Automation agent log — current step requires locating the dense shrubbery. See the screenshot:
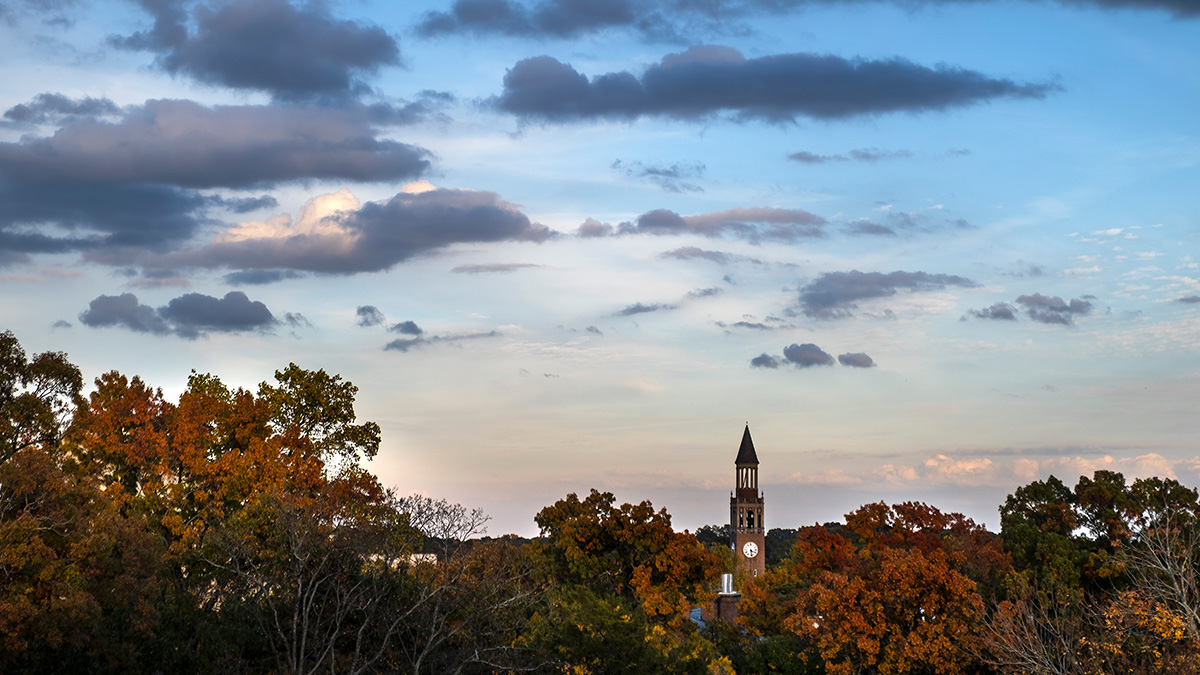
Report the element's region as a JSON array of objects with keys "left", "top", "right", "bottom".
[{"left": 3, "top": 329, "right": 1199, "bottom": 674}]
